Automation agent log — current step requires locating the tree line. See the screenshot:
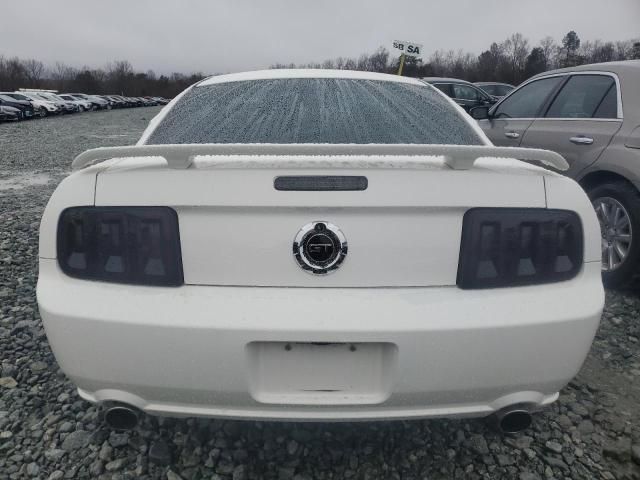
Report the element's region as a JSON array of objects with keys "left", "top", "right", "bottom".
[
  {"left": 1, "top": 31, "right": 639, "bottom": 96},
  {"left": 273, "top": 31, "right": 640, "bottom": 85},
  {"left": 0, "top": 58, "right": 204, "bottom": 98}
]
